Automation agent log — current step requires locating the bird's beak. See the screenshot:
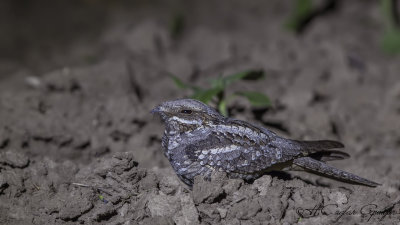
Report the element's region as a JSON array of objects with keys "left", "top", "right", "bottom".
[
  {"left": 151, "top": 105, "right": 166, "bottom": 114},
  {"left": 151, "top": 106, "right": 161, "bottom": 114},
  {"left": 151, "top": 105, "right": 169, "bottom": 121}
]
